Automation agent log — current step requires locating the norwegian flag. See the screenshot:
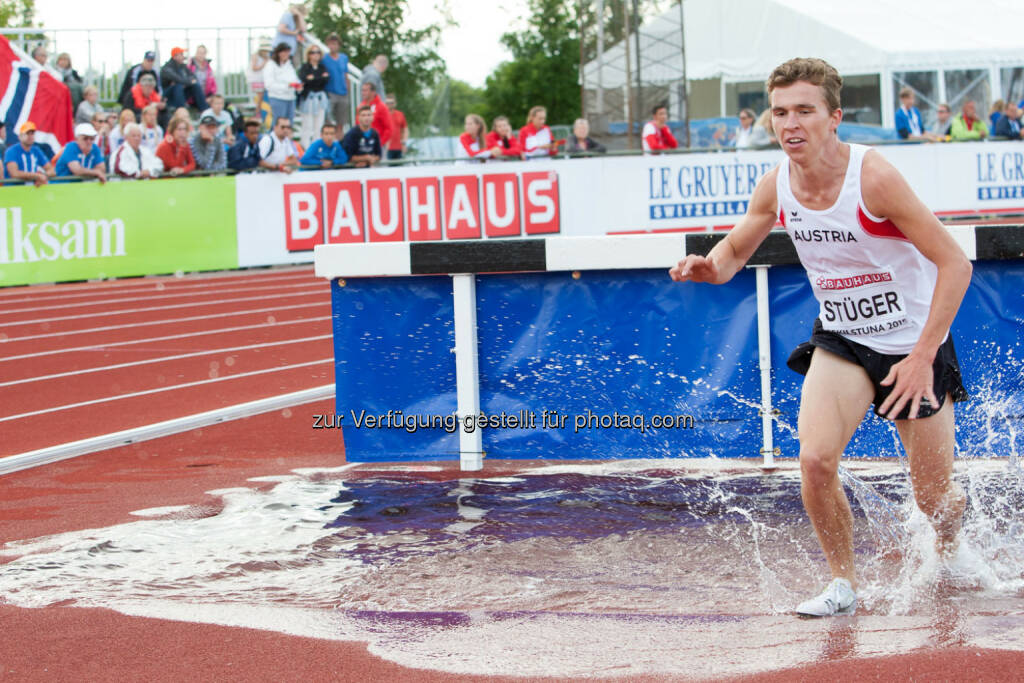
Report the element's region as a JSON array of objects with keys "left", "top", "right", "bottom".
[{"left": 0, "top": 34, "right": 74, "bottom": 157}]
